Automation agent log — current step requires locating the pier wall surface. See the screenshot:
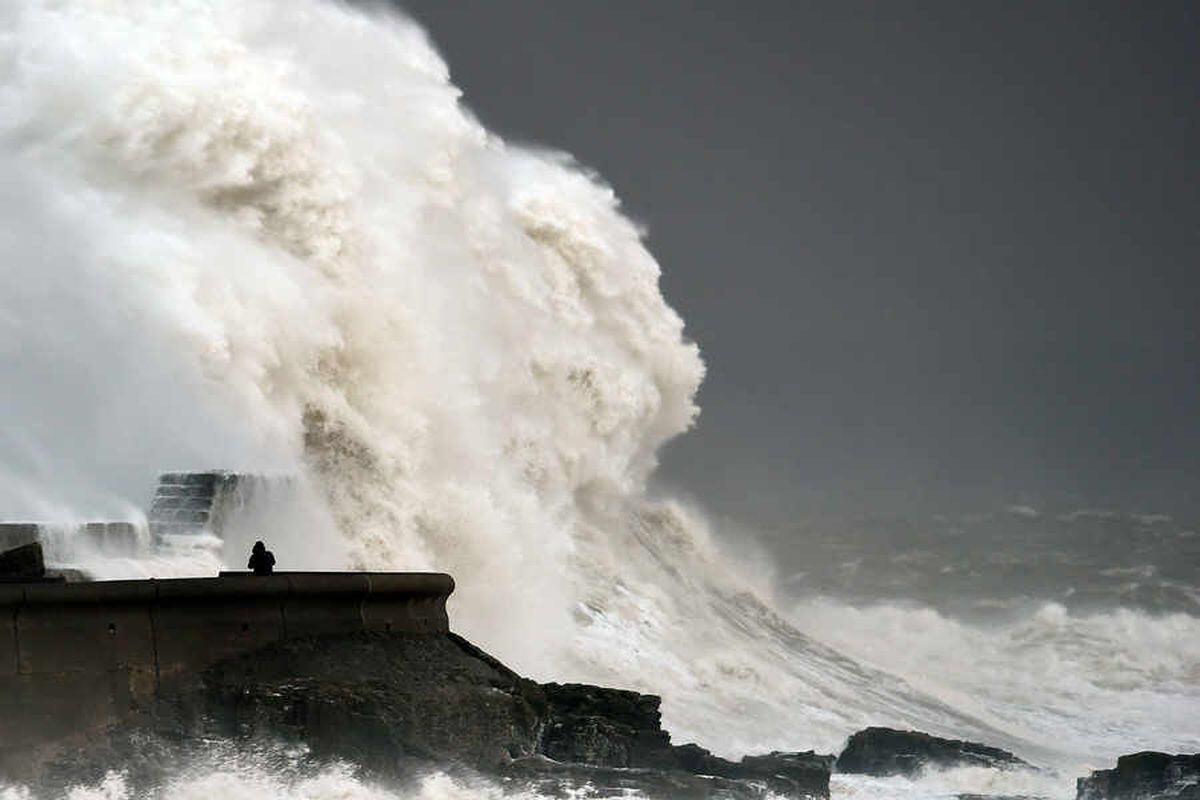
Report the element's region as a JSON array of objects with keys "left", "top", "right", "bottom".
[{"left": 0, "top": 572, "right": 453, "bottom": 773}]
